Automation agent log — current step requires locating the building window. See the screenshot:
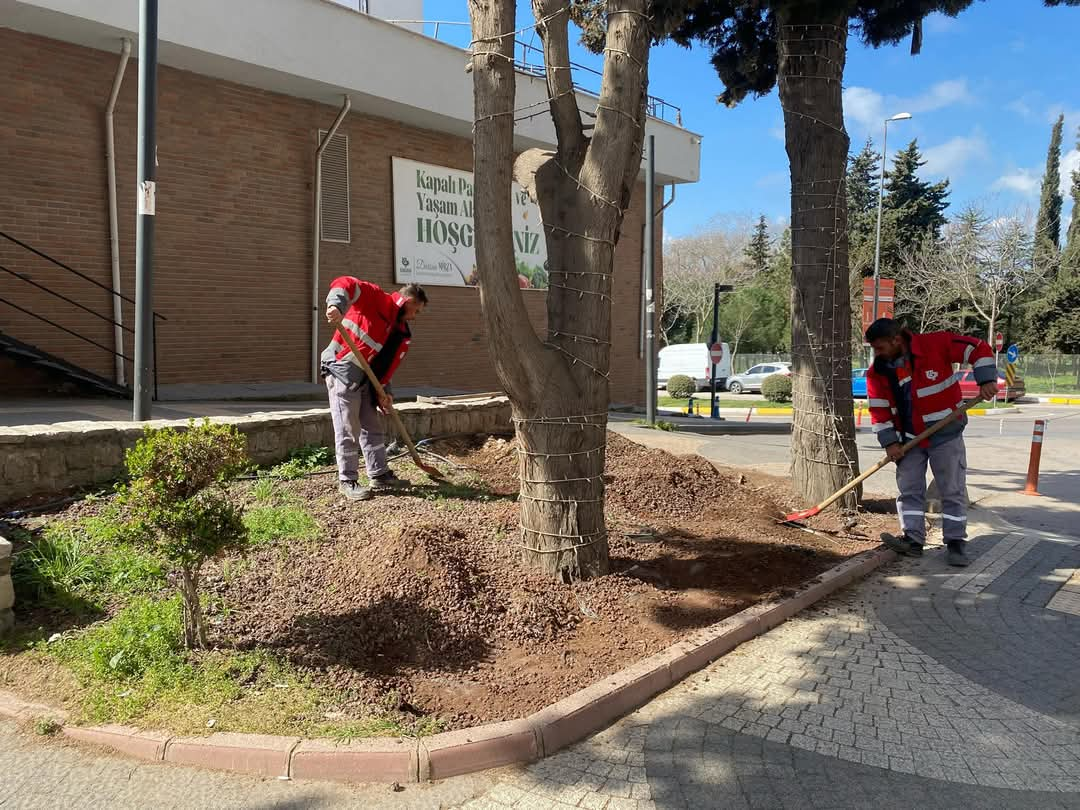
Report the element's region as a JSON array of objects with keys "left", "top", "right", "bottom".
[{"left": 318, "top": 130, "right": 350, "bottom": 243}]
